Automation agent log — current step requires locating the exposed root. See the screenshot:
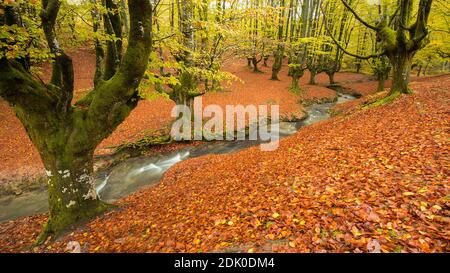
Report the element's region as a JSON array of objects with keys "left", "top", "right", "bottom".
[
  {"left": 34, "top": 201, "right": 115, "bottom": 246},
  {"left": 363, "top": 89, "right": 411, "bottom": 109}
]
